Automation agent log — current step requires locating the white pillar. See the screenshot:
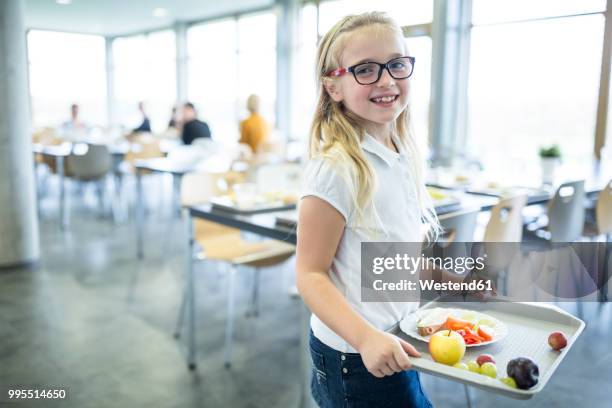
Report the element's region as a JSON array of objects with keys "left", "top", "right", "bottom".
[{"left": 0, "top": 0, "right": 40, "bottom": 267}]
